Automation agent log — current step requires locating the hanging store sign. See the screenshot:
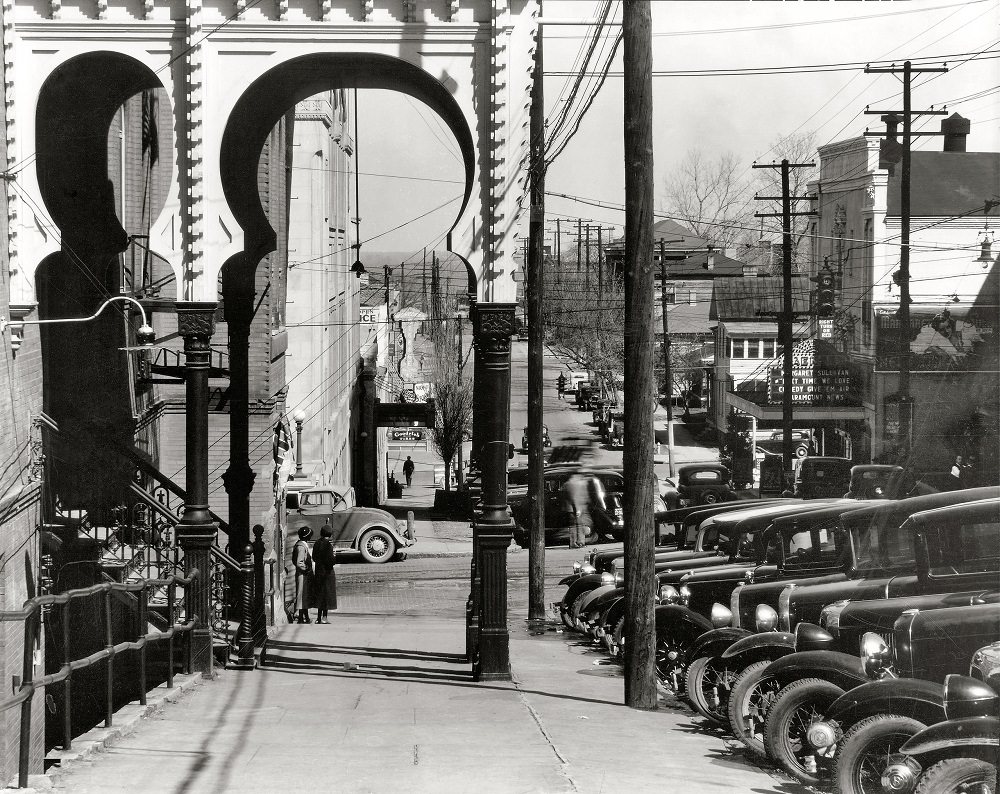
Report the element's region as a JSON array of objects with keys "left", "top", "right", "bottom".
[{"left": 388, "top": 428, "right": 426, "bottom": 443}]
